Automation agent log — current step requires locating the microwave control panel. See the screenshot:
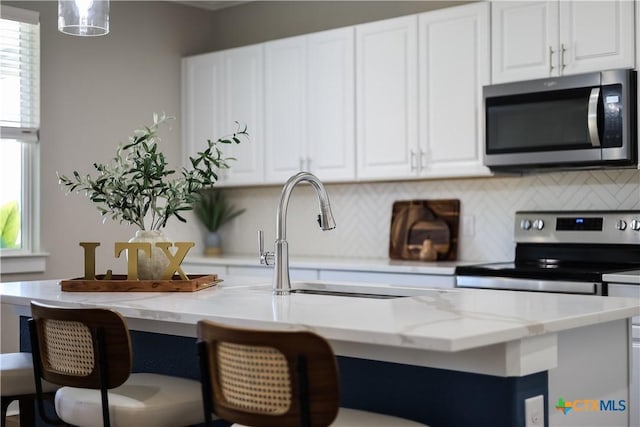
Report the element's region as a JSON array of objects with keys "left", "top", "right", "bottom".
[{"left": 602, "top": 84, "right": 623, "bottom": 147}]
